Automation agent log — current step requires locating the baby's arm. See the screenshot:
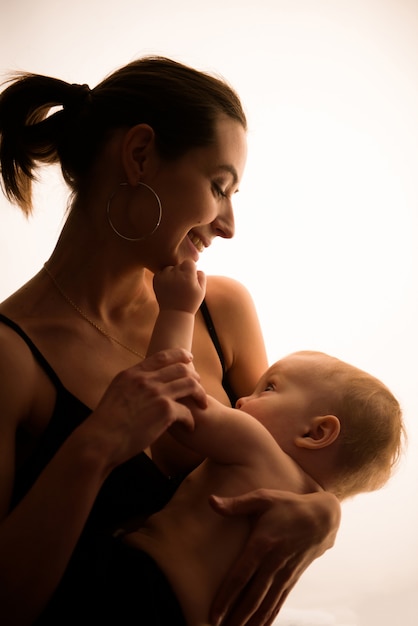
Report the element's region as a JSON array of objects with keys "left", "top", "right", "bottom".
[
  {"left": 149, "top": 262, "right": 273, "bottom": 464},
  {"left": 147, "top": 260, "right": 206, "bottom": 356},
  {"left": 169, "top": 395, "right": 280, "bottom": 467}
]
